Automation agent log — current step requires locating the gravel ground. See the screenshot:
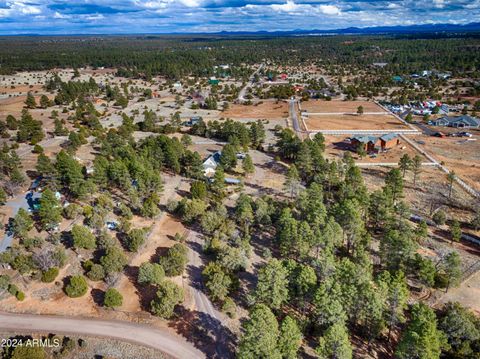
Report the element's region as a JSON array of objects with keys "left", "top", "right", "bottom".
[{"left": 0, "top": 331, "right": 170, "bottom": 359}]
